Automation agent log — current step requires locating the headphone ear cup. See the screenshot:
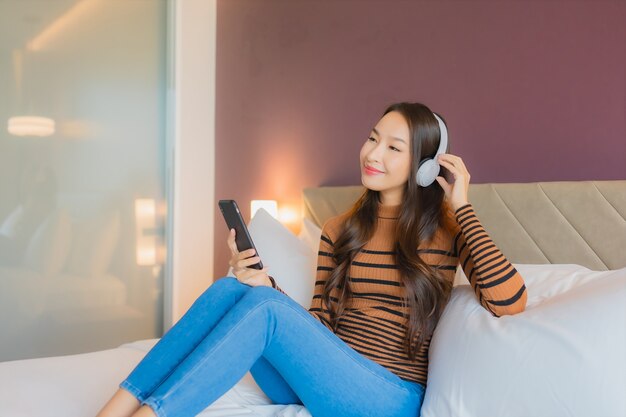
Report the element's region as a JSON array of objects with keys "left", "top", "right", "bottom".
[{"left": 416, "top": 158, "right": 440, "bottom": 187}]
